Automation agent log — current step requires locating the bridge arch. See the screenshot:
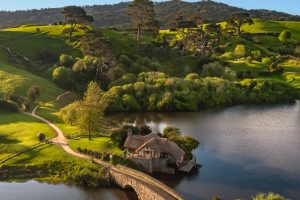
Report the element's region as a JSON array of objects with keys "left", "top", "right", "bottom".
[{"left": 108, "top": 165, "right": 185, "bottom": 200}]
